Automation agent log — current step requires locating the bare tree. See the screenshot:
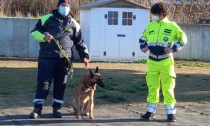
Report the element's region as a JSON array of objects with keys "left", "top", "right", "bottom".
[
  {"left": 147, "top": 0, "right": 210, "bottom": 23},
  {"left": 0, "top": 0, "right": 209, "bottom": 23}
]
